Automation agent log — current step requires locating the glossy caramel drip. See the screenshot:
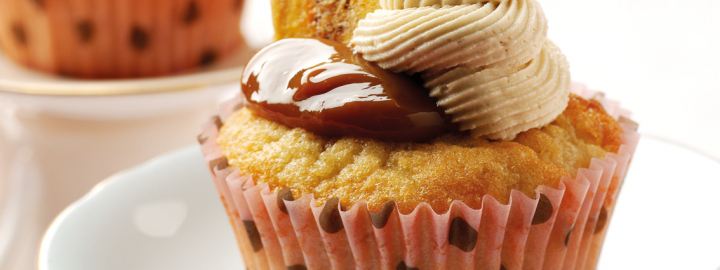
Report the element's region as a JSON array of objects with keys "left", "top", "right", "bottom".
[{"left": 241, "top": 38, "right": 453, "bottom": 141}]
